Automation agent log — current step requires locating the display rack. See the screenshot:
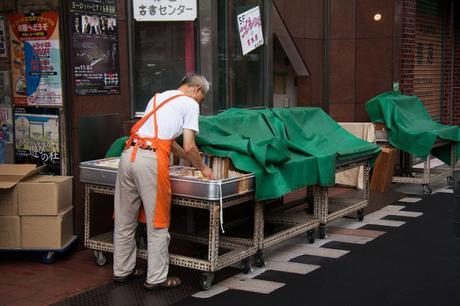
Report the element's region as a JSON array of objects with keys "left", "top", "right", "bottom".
[
  {"left": 313, "top": 156, "right": 371, "bottom": 238},
  {"left": 376, "top": 132, "right": 455, "bottom": 195}
]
